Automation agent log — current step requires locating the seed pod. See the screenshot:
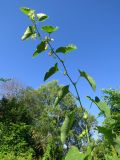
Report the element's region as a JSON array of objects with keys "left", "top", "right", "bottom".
[{"left": 83, "top": 111, "right": 88, "bottom": 120}]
